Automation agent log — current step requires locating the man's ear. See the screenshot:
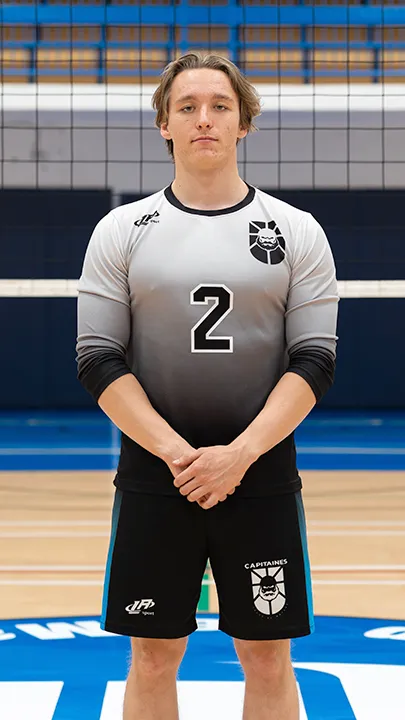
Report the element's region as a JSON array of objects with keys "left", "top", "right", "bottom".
[
  {"left": 160, "top": 122, "right": 171, "bottom": 141},
  {"left": 238, "top": 126, "right": 248, "bottom": 140}
]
